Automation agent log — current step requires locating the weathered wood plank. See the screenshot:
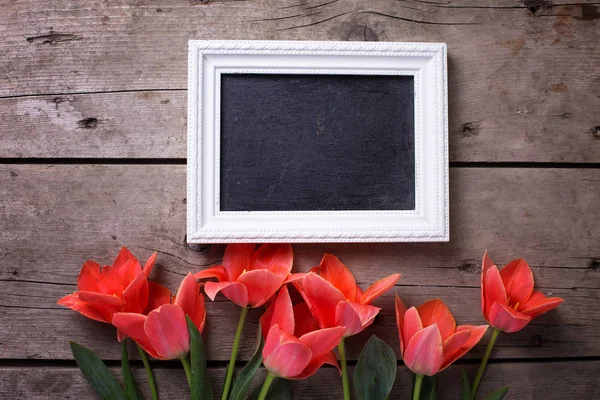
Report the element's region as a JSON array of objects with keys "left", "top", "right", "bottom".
[
  {"left": 0, "top": 91, "right": 185, "bottom": 159},
  {"left": 2, "top": 88, "right": 599, "bottom": 162},
  {"left": 1, "top": 361, "right": 598, "bottom": 399},
  {"left": 0, "top": 165, "right": 598, "bottom": 360},
  {"left": 1, "top": 0, "right": 599, "bottom": 162}
]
